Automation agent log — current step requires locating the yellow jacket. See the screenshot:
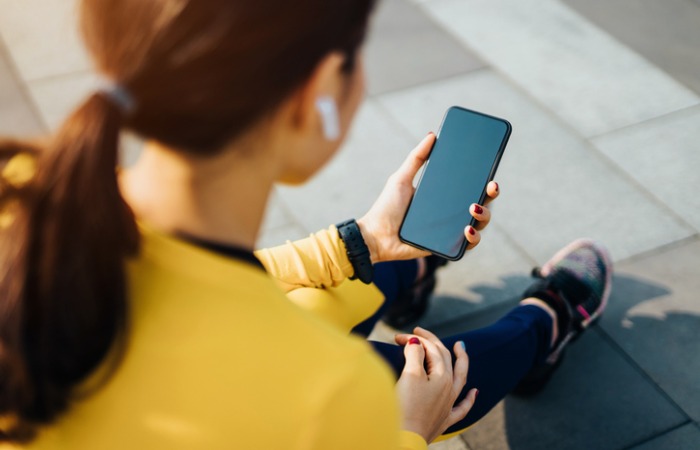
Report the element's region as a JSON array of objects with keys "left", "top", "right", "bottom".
[{"left": 1, "top": 154, "right": 427, "bottom": 450}]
